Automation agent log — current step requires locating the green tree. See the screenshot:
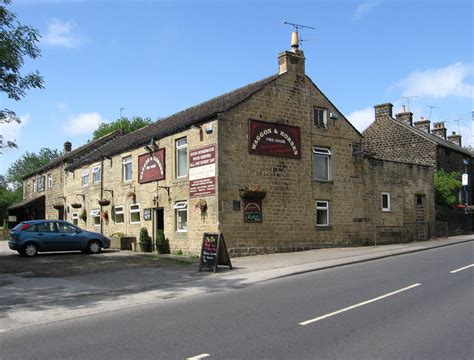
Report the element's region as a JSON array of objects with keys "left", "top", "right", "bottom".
[
  {"left": 0, "top": 0, "right": 44, "bottom": 151},
  {"left": 92, "top": 117, "right": 152, "bottom": 140},
  {"left": 0, "top": 174, "right": 20, "bottom": 226},
  {"left": 434, "top": 170, "right": 462, "bottom": 207},
  {"left": 5, "top": 147, "right": 61, "bottom": 191}
]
